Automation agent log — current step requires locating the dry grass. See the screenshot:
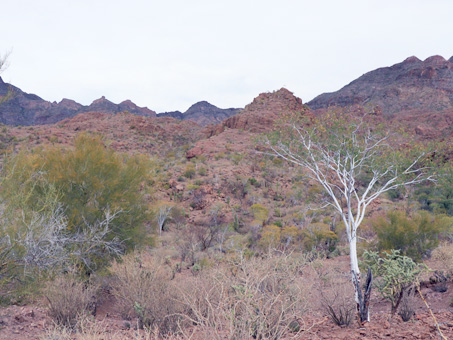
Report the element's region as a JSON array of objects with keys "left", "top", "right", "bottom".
[
  {"left": 177, "top": 252, "right": 309, "bottom": 340},
  {"left": 311, "top": 258, "right": 355, "bottom": 326},
  {"left": 431, "top": 242, "right": 453, "bottom": 276},
  {"left": 44, "top": 275, "right": 97, "bottom": 328},
  {"left": 109, "top": 251, "right": 184, "bottom": 336},
  {"left": 42, "top": 316, "right": 183, "bottom": 340}
]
